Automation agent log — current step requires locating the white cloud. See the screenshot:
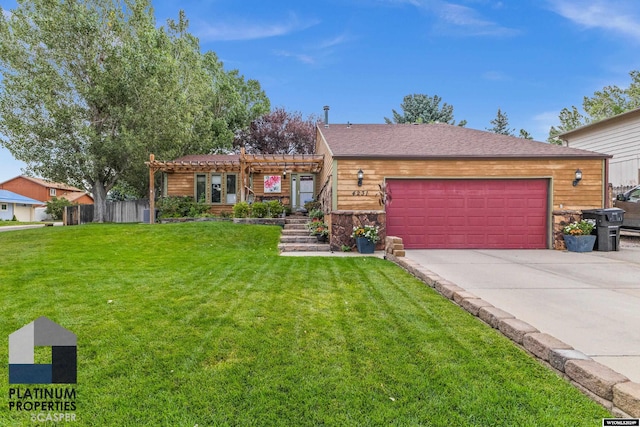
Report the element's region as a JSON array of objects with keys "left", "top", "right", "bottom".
[
  {"left": 548, "top": 0, "right": 640, "bottom": 40},
  {"left": 273, "top": 50, "right": 315, "bottom": 65},
  {"left": 385, "top": 0, "right": 518, "bottom": 36},
  {"left": 317, "top": 34, "right": 351, "bottom": 50},
  {"left": 195, "top": 13, "right": 320, "bottom": 42},
  {"left": 274, "top": 33, "right": 352, "bottom": 66}
]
